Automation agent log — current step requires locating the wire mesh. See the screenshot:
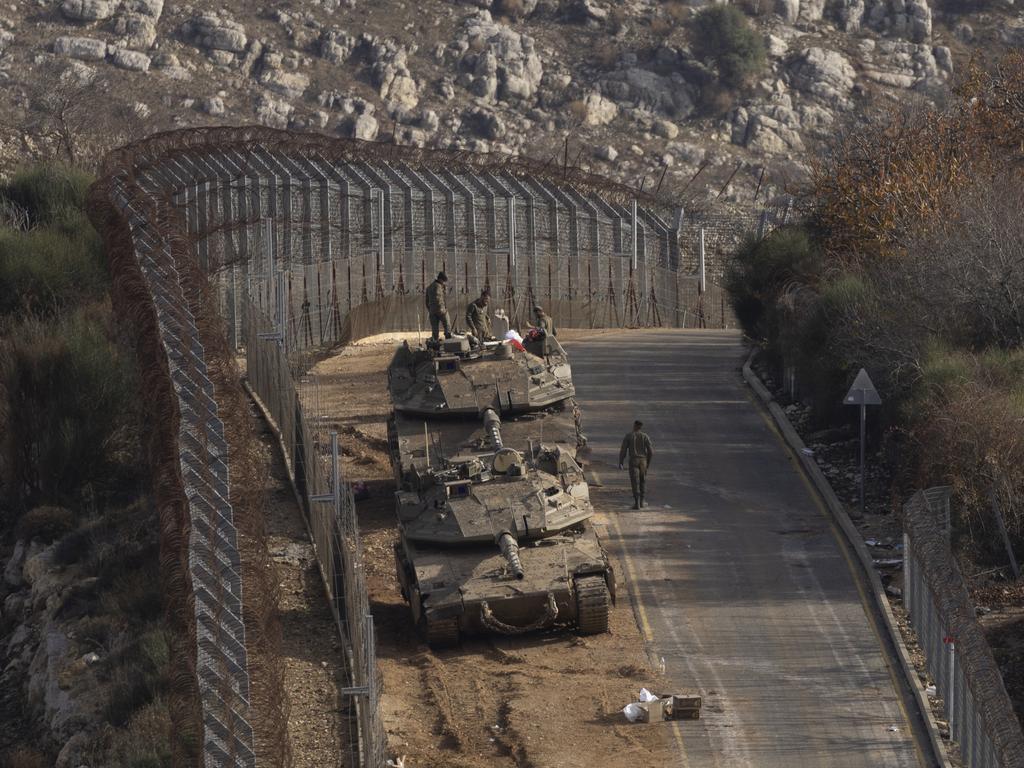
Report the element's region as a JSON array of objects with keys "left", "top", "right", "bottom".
[{"left": 904, "top": 488, "right": 1024, "bottom": 768}]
